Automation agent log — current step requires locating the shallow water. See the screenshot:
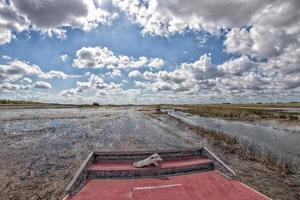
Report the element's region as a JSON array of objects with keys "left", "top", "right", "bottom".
[
  {"left": 0, "top": 107, "right": 203, "bottom": 150},
  {"left": 0, "top": 107, "right": 204, "bottom": 199},
  {"left": 253, "top": 107, "right": 300, "bottom": 114},
  {"left": 164, "top": 110, "right": 300, "bottom": 164}
]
